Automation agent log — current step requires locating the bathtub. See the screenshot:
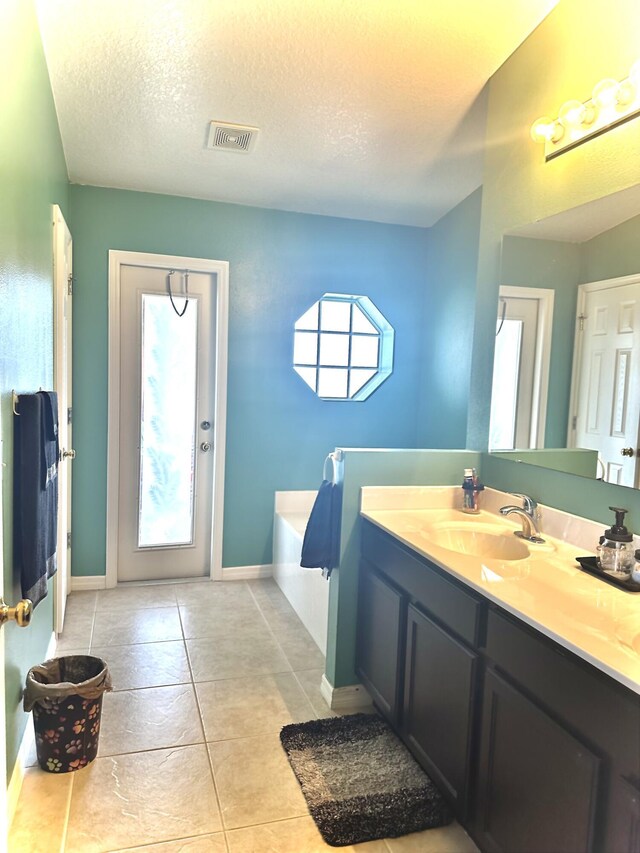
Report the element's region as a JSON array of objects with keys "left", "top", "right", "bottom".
[{"left": 272, "top": 490, "right": 328, "bottom": 655}]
